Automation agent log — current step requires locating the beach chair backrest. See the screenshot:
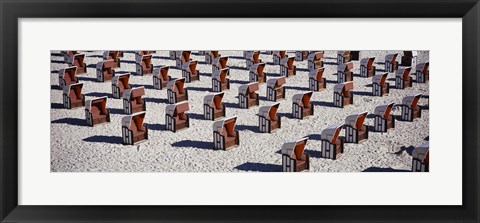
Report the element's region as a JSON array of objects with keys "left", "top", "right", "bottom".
[
  {"left": 257, "top": 63, "right": 265, "bottom": 74},
  {"left": 62, "top": 66, "right": 77, "bottom": 82},
  {"left": 269, "top": 103, "right": 280, "bottom": 121},
  {"left": 210, "top": 51, "right": 219, "bottom": 58},
  {"left": 302, "top": 91, "right": 313, "bottom": 108},
  {"left": 213, "top": 93, "right": 224, "bottom": 109},
  {"left": 374, "top": 102, "right": 394, "bottom": 118},
  {"left": 279, "top": 51, "right": 286, "bottom": 58},
  {"left": 253, "top": 51, "right": 260, "bottom": 62},
  {"left": 321, "top": 124, "right": 343, "bottom": 144},
  {"left": 385, "top": 53, "right": 398, "bottom": 63},
  {"left": 73, "top": 54, "right": 85, "bottom": 66},
  {"left": 355, "top": 112, "right": 368, "bottom": 129},
  {"left": 69, "top": 83, "right": 83, "bottom": 99},
  {"left": 90, "top": 97, "right": 108, "bottom": 115},
  {"left": 189, "top": 60, "right": 198, "bottom": 72},
  {"left": 281, "top": 137, "right": 308, "bottom": 159},
  {"left": 396, "top": 67, "right": 412, "bottom": 79},
  {"left": 416, "top": 62, "right": 429, "bottom": 73},
  {"left": 132, "top": 112, "right": 145, "bottom": 130},
  {"left": 402, "top": 94, "right": 422, "bottom": 108},
  {"left": 294, "top": 138, "right": 307, "bottom": 160},
  {"left": 339, "top": 62, "right": 354, "bottom": 72},
  {"left": 248, "top": 82, "right": 259, "bottom": 97},
  {"left": 219, "top": 56, "right": 228, "bottom": 68},
  {"left": 182, "top": 51, "right": 191, "bottom": 62},
  {"left": 373, "top": 73, "right": 388, "bottom": 85},
  {"left": 143, "top": 55, "right": 152, "bottom": 66},
  {"left": 119, "top": 74, "right": 129, "bottom": 89},
  {"left": 287, "top": 57, "right": 295, "bottom": 68}
]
